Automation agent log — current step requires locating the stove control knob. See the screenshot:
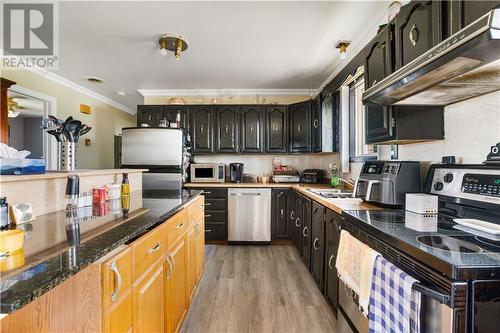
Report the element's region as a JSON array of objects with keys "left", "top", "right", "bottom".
[
  {"left": 434, "top": 182, "right": 444, "bottom": 191},
  {"left": 444, "top": 173, "right": 454, "bottom": 183}
]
